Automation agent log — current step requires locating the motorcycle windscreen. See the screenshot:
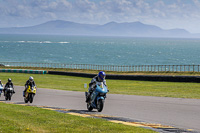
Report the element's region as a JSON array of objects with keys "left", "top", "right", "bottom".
[{"left": 96, "top": 83, "right": 108, "bottom": 93}]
